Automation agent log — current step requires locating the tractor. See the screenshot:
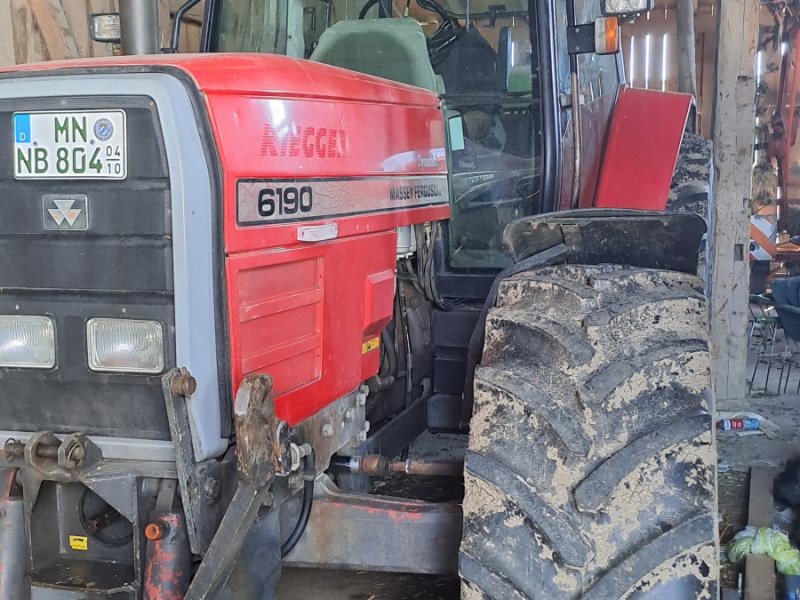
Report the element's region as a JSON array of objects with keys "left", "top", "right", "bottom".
[{"left": 0, "top": 0, "right": 716, "bottom": 598}]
